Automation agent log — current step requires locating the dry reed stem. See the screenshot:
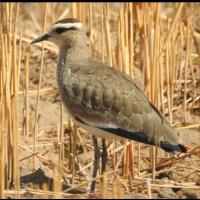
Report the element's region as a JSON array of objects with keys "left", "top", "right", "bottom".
[
  {"left": 18, "top": 87, "right": 58, "bottom": 96},
  {"left": 147, "top": 179, "right": 152, "bottom": 198},
  {"left": 177, "top": 124, "right": 200, "bottom": 129},
  {"left": 25, "top": 48, "right": 30, "bottom": 136},
  {"left": 59, "top": 101, "right": 64, "bottom": 165},
  {"left": 150, "top": 183, "right": 200, "bottom": 189},
  {"left": 53, "top": 165, "right": 62, "bottom": 199},
  {"left": 57, "top": 7, "right": 70, "bottom": 21},
  {"left": 157, "top": 3, "right": 184, "bottom": 61},
  {"left": 64, "top": 169, "right": 119, "bottom": 193},
  {"left": 184, "top": 23, "right": 191, "bottom": 122},
  {"left": 33, "top": 3, "right": 48, "bottom": 169},
  {"left": 4, "top": 188, "right": 100, "bottom": 198},
  {"left": 142, "top": 146, "right": 200, "bottom": 173}
]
